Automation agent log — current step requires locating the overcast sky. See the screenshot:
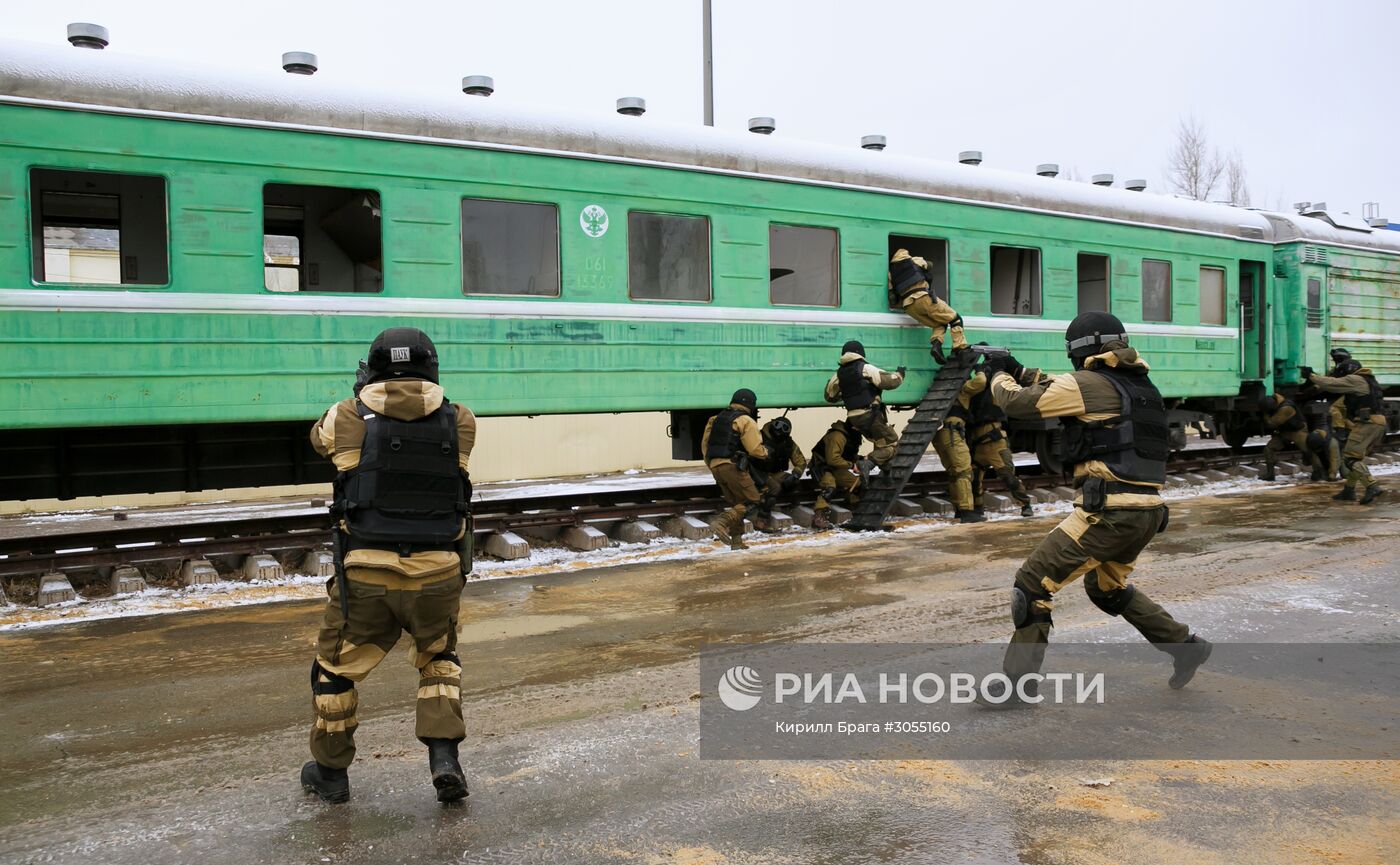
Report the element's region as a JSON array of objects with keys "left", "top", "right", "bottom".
[{"left": 8, "top": 1, "right": 1397, "bottom": 218}]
